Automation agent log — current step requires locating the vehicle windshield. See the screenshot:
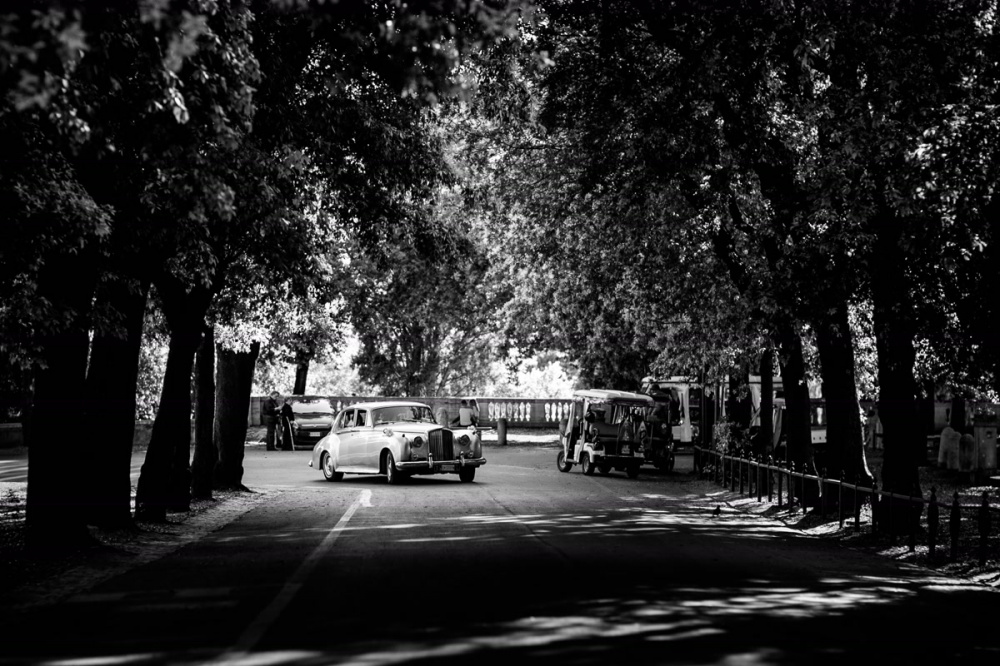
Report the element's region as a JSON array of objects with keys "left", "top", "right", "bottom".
[
  {"left": 372, "top": 405, "right": 436, "bottom": 425},
  {"left": 291, "top": 399, "right": 334, "bottom": 418}
]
